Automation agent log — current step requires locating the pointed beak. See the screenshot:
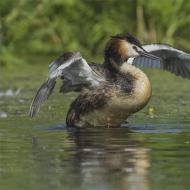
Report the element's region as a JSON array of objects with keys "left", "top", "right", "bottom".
[{"left": 140, "top": 48, "right": 160, "bottom": 60}]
